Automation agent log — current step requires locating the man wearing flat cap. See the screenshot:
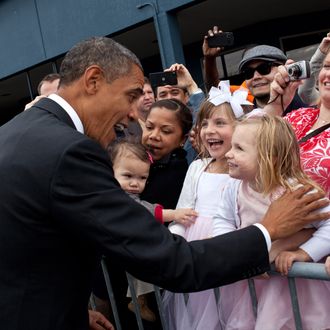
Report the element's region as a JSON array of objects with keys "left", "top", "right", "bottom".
[
  {"left": 238, "top": 45, "right": 306, "bottom": 114},
  {"left": 202, "top": 28, "right": 306, "bottom": 114}
]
